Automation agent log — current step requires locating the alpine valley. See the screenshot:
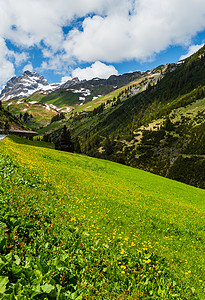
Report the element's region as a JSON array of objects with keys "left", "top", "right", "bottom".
[
  {"left": 0, "top": 46, "right": 205, "bottom": 189},
  {"left": 0, "top": 46, "right": 205, "bottom": 300}
]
